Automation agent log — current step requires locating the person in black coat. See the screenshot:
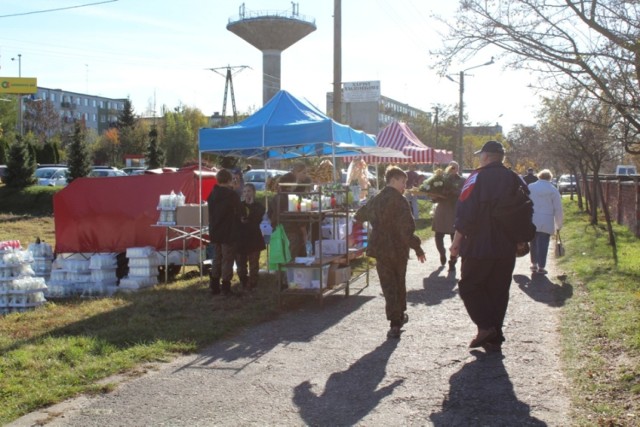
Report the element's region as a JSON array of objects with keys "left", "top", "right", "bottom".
[
  {"left": 207, "top": 169, "right": 242, "bottom": 296},
  {"left": 236, "top": 183, "right": 266, "bottom": 290}
]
